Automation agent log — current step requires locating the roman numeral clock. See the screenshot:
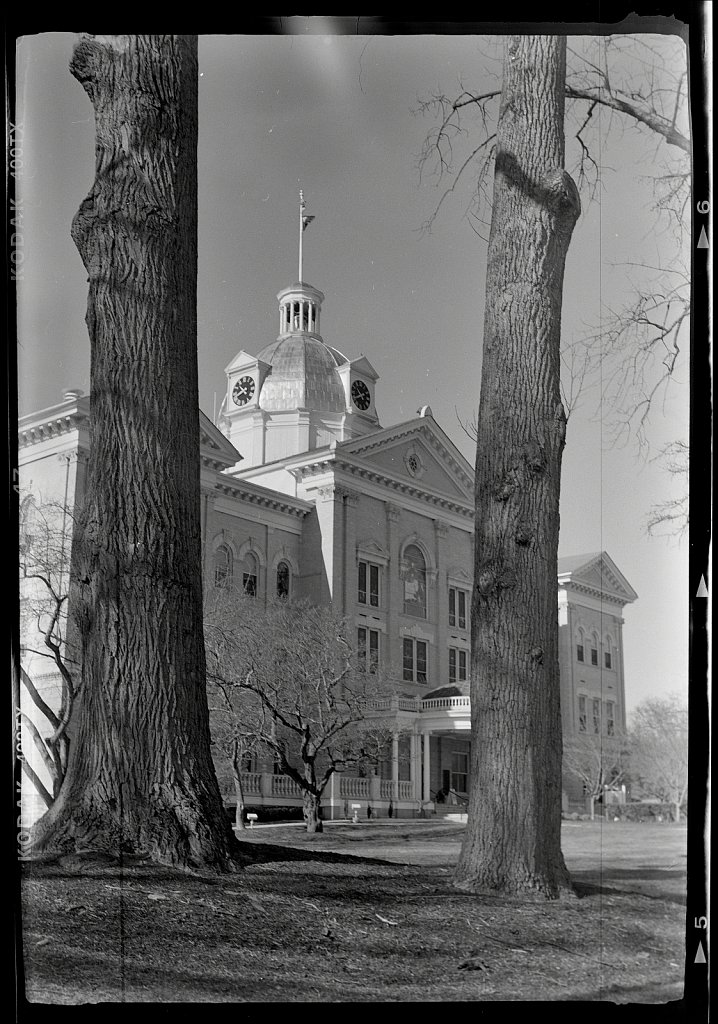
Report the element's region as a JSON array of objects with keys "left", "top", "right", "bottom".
[
  {"left": 351, "top": 379, "right": 371, "bottom": 411},
  {"left": 232, "top": 375, "right": 256, "bottom": 406}
]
